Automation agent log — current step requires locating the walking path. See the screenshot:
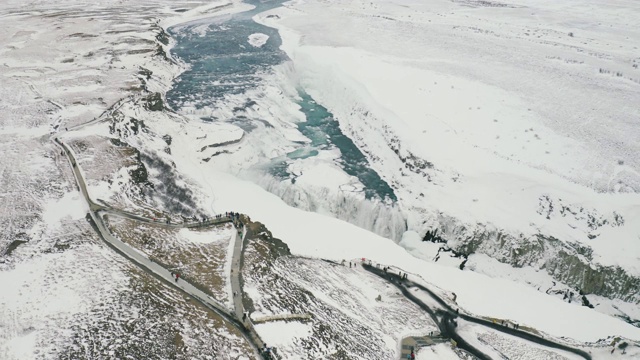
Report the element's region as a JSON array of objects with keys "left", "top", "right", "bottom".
[
  {"left": 362, "top": 264, "right": 592, "bottom": 360},
  {"left": 229, "top": 220, "right": 282, "bottom": 359},
  {"left": 230, "top": 227, "right": 245, "bottom": 320},
  {"left": 103, "top": 208, "right": 232, "bottom": 229},
  {"left": 54, "top": 136, "right": 265, "bottom": 359},
  {"left": 229, "top": 221, "right": 279, "bottom": 358},
  {"left": 252, "top": 314, "right": 313, "bottom": 324}
]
